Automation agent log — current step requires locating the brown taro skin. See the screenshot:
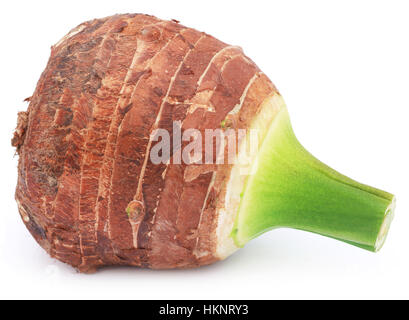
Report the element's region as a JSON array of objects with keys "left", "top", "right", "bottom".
[{"left": 13, "top": 14, "right": 277, "bottom": 272}]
